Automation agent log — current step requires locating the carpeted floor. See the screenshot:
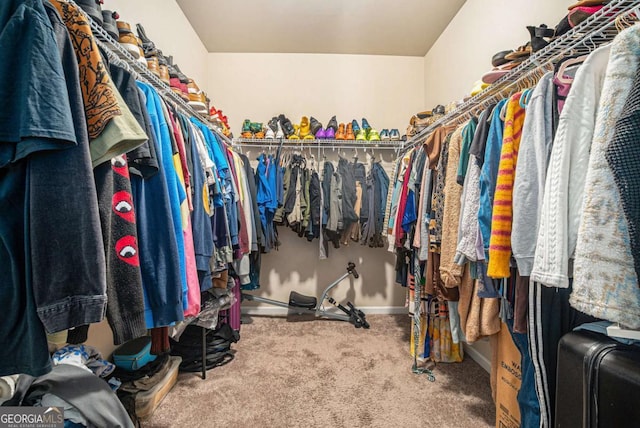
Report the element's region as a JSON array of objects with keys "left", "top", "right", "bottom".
[{"left": 145, "top": 314, "right": 495, "bottom": 428}]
